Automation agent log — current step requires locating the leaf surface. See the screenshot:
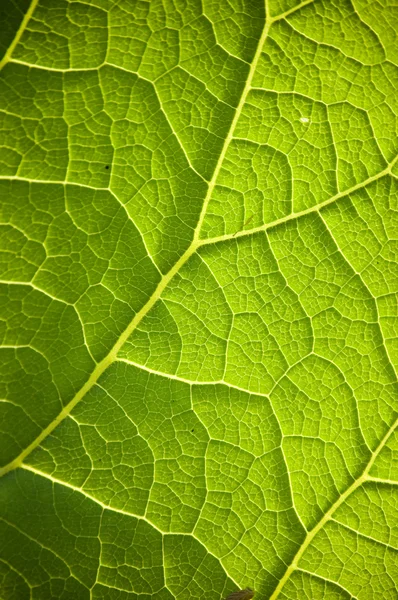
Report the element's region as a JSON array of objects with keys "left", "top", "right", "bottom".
[{"left": 0, "top": 0, "right": 398, "bottom": 598}]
